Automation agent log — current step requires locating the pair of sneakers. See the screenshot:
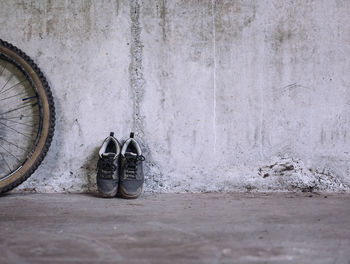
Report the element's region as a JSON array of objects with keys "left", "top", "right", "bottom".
[{"left": 96, "top": 132, "right": 145, "bottom": 199}]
